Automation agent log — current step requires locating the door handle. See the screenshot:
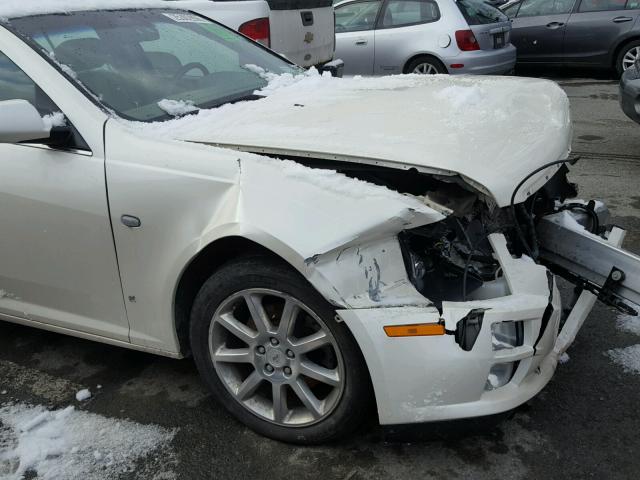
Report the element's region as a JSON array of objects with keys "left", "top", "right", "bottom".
[
  {"left": 546, "top": 21, "right": 565, "bottom": 28},
  {"left": 613, "top": 16, "right": 633, "bottom": 23},
  {"left": 355, "top": 39, "right": 368, "bottom": 45}
]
